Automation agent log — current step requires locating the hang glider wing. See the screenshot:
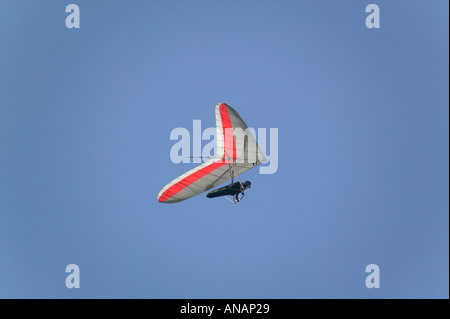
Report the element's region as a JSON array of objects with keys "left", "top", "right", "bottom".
[{"left": 157, "top": 103, "right": 267, "bottom": 203}]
